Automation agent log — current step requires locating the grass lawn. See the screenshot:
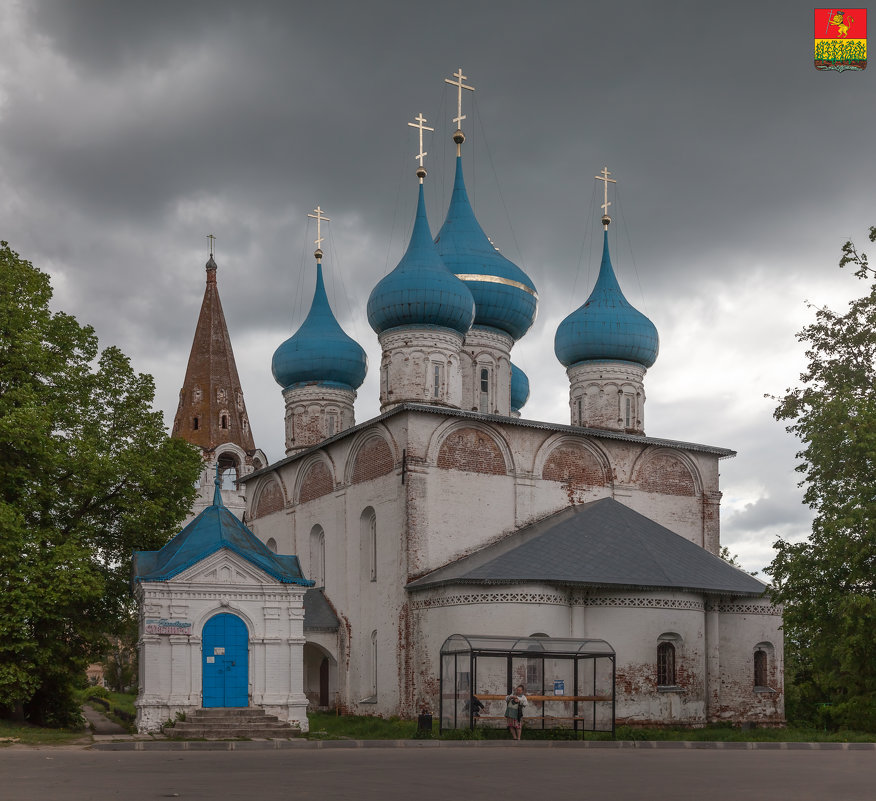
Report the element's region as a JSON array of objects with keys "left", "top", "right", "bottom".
[
  {"left": 0, "top": 719, "right": 87, "bottom": 747},
  {"left": 306, "top": 712, "right": 875, "bottom": 742}
]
